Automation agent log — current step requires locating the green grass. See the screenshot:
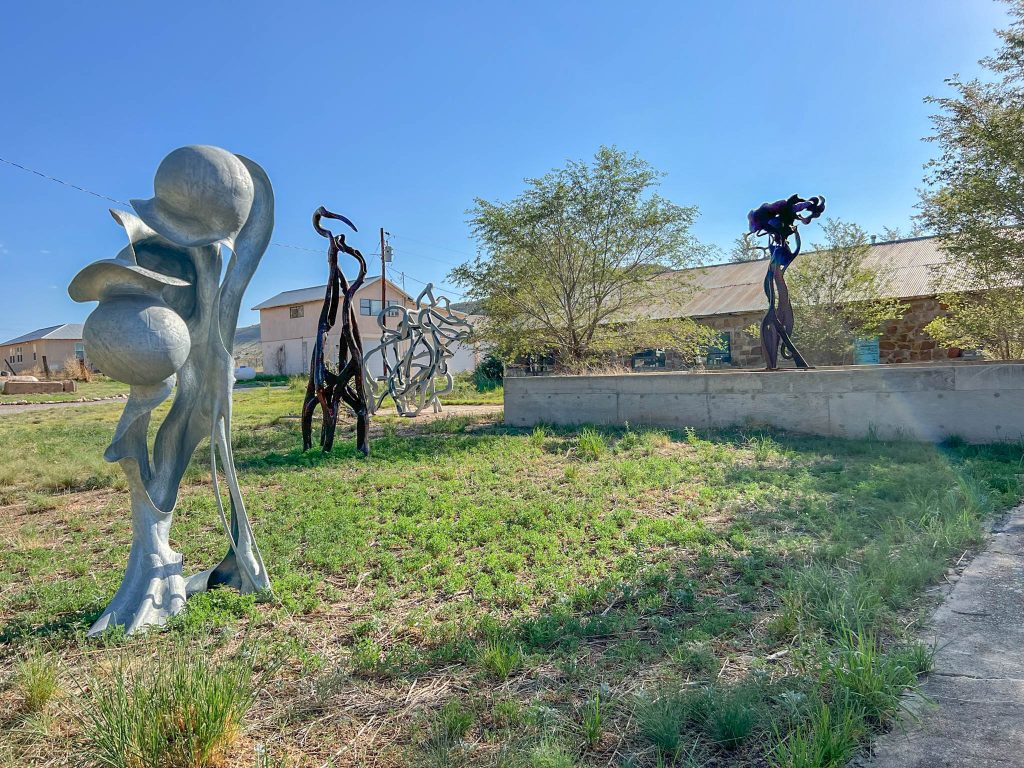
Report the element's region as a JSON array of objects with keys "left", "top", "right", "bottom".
[
  {"left": 15, "top": 648, "right": 59, "bottom": 714},
  {"left": 0, "top": 376, "right": 128, "bottom": 404},
  {"left": 0, "top": 378, "right": 1020, "bottom": 766},
  {"left": 79, "top": 643, "right": 258, "bottom": 768}
]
